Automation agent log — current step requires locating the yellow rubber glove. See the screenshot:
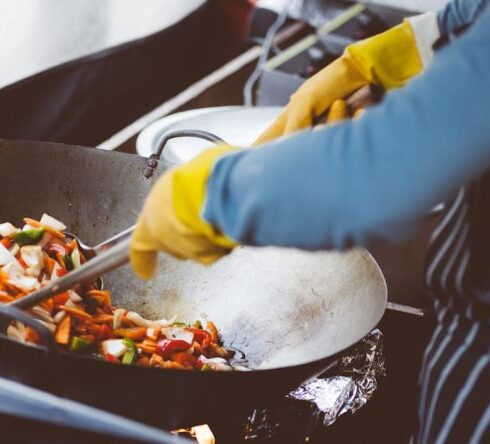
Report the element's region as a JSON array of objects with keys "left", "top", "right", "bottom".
[
  {"left": 255, "top": 12, "right": 440, "bottom": 145},
  {"left": 130, "top": 145, "right": 238, "bottom": 279}
]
